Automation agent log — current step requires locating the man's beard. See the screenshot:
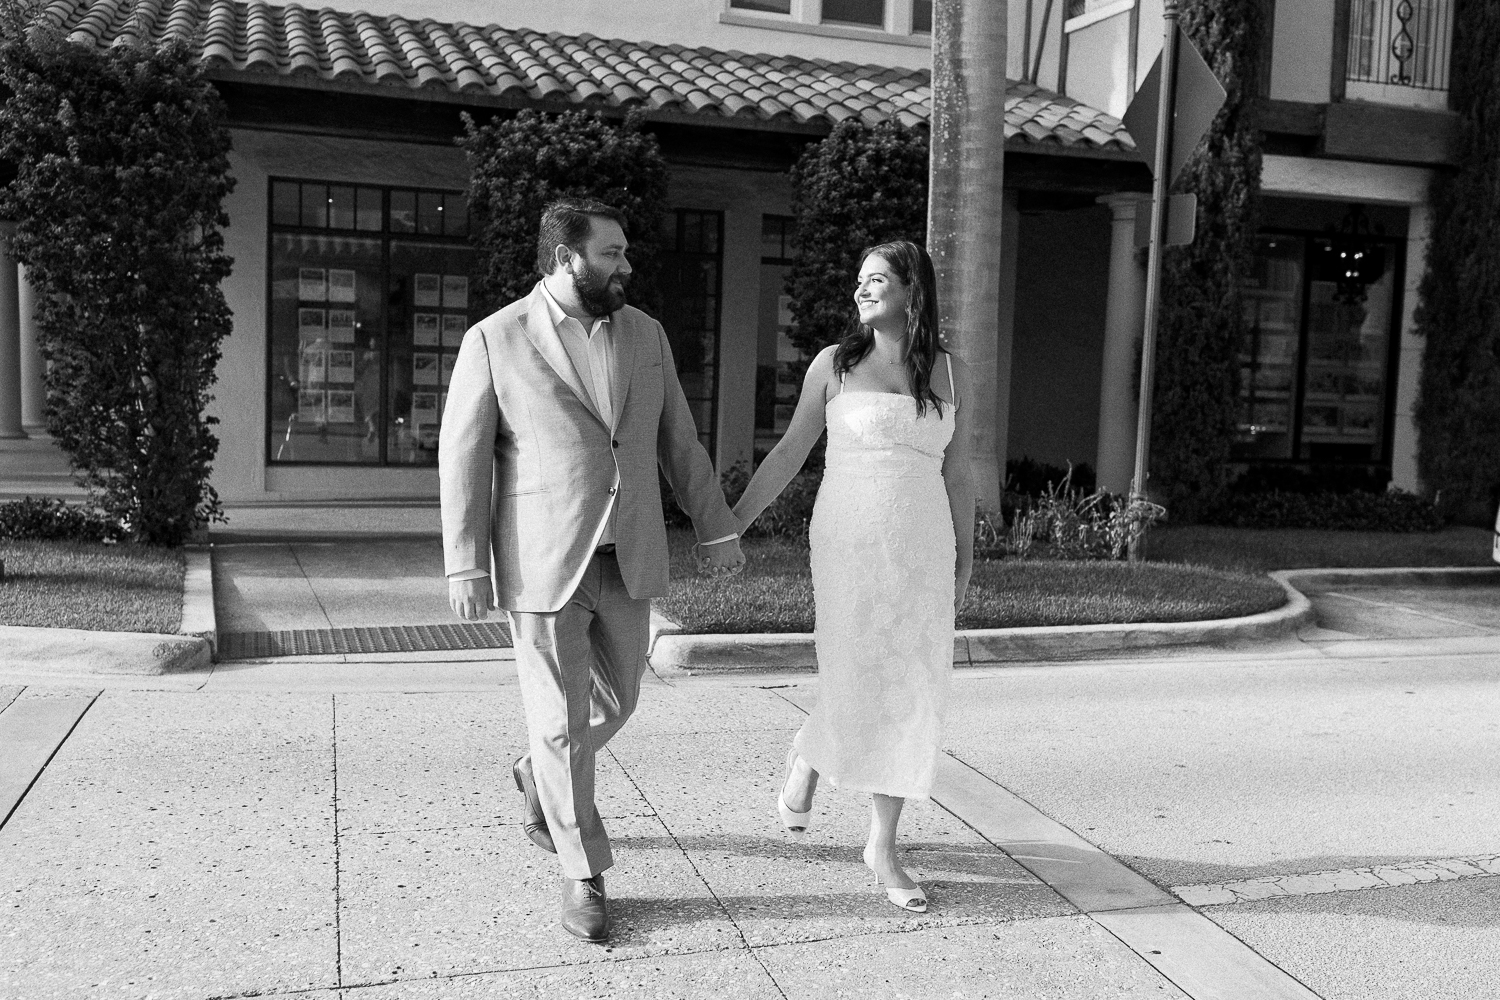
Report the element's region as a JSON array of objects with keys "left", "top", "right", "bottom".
[{"left": 575, "top": 260, "right": 628, "bottom": 316}]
